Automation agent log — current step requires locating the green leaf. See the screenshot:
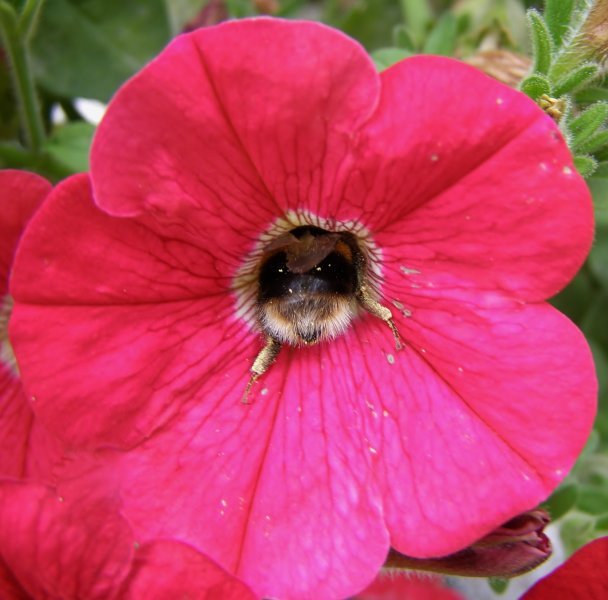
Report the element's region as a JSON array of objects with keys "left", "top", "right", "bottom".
[
  {"left": 519, "top": 74, "right": 551, "bottom": 100},
  {"left": 570, "top": 103, "right": 608, "bottom": 146},
  {"left": 399, "top": 0, "right": 431, "bottom": 47},
  {"left": 543, "top": 484, "right": 579, "bottom": 520},
  {"left": 596, "top": 514, "right": 608, "bottom": 531},
  {"left": 488, "top": 578, "right": 509, "bottom": 594},
  {"left": 422, "top": 12, "right": 457, "bottom": 56},
  {"left": 554, "top": 63, "right": 600, "bottom": 97},
  {"left": 582, "top": 292, "right": 608, "bottom": 349},
  {"left": 549, "top": 269, "right": 594, "bottom": 324},
  {"left": 225, "top": 0, "right": 255, "bottom": 18},
  {"left": 573, "top": 154, "right": 598, "bottom": 178},
  {"left": 30, "top": 0, "right": 171, "bottom": 102},
  {"left": 560, "top": 514, "right": 598, "bottom": 555},
  {"left": 588, "top": 340, "right": 608, "bottom": 447},
  {"left": 164, "top": 0, "right": 205, "bottom": 36},
  {"left": 574, "top": 130, "right": 608, "bottom": 155},
  {"left": 527, "top": 10, "right": 553, "bottom": 75},
  {"left": 324, "top": 0, "right": 403, "bottom": 51},
  {"left": 392, "top": 24, "right": 416, "bottom": 51},
  {"left": 370, "top": 47, "right": 413, "bottom": 72},
  {"left": 576, "top": 88, "right": 608, "bottom": 105},
  {"left": 544, "top": 0, "right": 575, "bottom": 46},
  {"left": 589, "top": 226, "right": 608, "bottom": 290},
  {"left": 588, "top": 162, "right": 608, "bottom": 226},
  {"left": 578, "top": 486, "right": 608, "bottom": 516},
  {"left": 43, "top": 121, "right": 95, "bottom": 174}
]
